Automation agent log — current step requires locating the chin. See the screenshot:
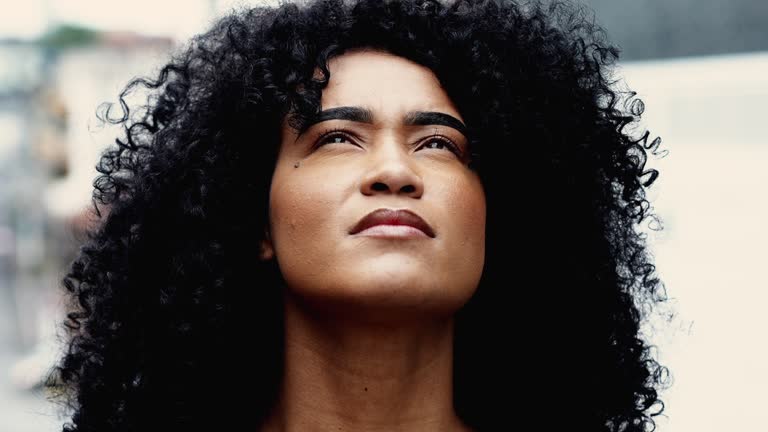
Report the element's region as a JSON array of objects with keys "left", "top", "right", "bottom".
[
  {"left": 330, "top": 274, "right": 475, "bottom": 317},
  {"left": 283, "top": 263, "right": 479, "bottom": 319}
]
